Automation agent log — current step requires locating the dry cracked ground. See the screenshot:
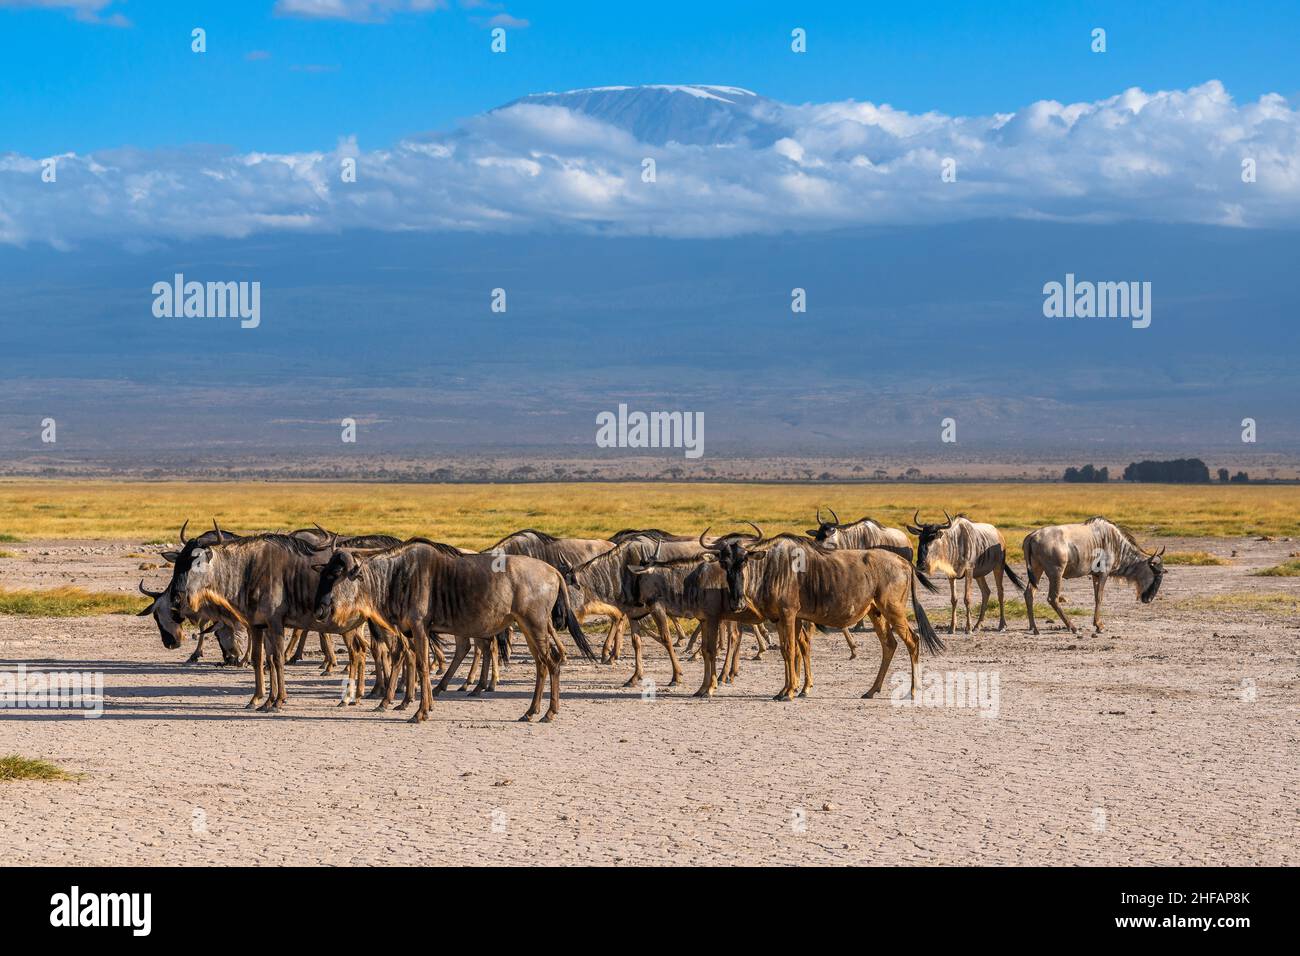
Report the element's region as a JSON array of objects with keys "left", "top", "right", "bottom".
[{"left": 1, "top": 536, "right": 1297, "bottom": 865}]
